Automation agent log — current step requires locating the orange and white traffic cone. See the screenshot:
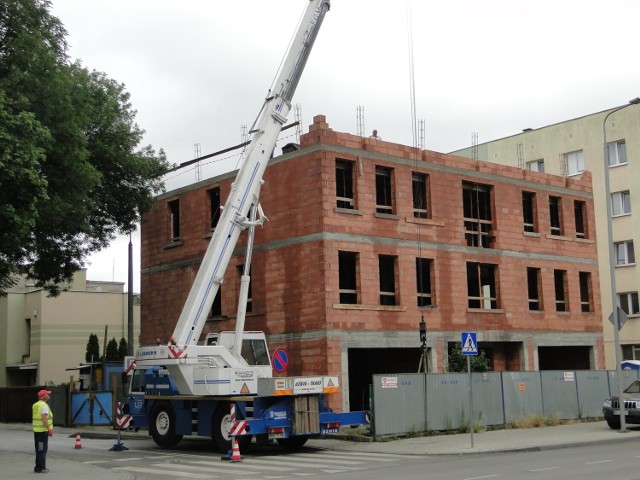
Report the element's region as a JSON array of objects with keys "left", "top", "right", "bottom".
[
  {"left": 74, "top": 432, "right": 82, "bottom": 449},
  {"left": 230, "top": 437, "right": 242, "bottom": 462}
]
